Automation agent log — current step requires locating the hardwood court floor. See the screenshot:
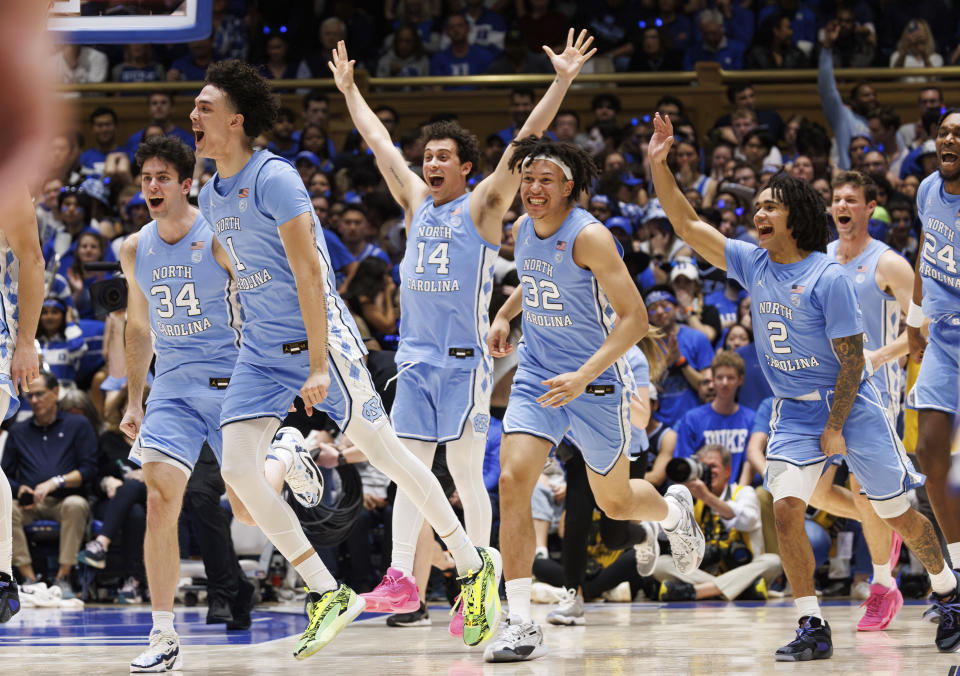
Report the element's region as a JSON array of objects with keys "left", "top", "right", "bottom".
[{"left": 1, "top": 599, "right": 955, "bottom": 674}]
